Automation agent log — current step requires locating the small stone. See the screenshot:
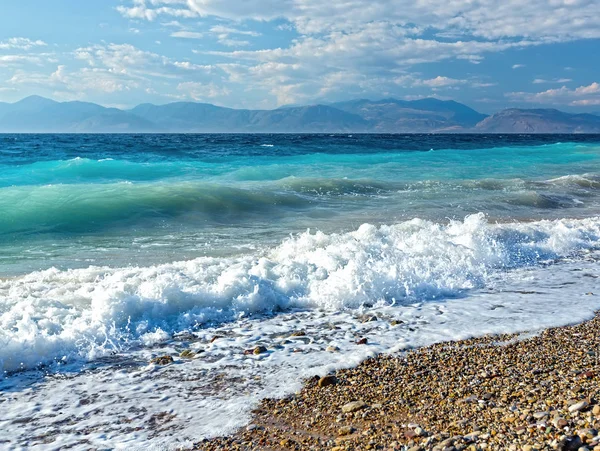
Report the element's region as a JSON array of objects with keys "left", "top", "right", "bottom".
[
  {"left": 464, "top": 431, "right": 481, "bottom": 441},
  {"left": 210, "top": 335, "right": 223, "bottom": 343},
  {"left": 338, "top": 425, "right": 355, "bottom": 436},
  {"left": 593, "top": 405, "right": 600, "bottom": 416},
  {"left": 557, "top": 436, "right": 583, "bottom": 451},
  {"left": 290, "top": 330, "right": 306, "bottom": 337},
  {"left": 570, "top": 401, "right": 590, "bottom": 413},
  {"left": 318, "top": 375, "right": 337, "bottom": 388},
  {"left": 534, "top": 411, "right": 549, "bottom": 419},
  {"left": 179, "top": 349, "right": 196, "bottom": 359},
  {"left": 356, "top": 338, "right": 368, "bottom": 345},
  {"left": 150, "top": 355, "right": 173, "bottom": 365},
  {"left": 579, "top": 429, "right": 598, "bottom": 439},
  {"left": 342, "top": 401, "right": 368, "bottom": 413},
  {"left": 326, "top": 345, "right": 341, "bottom": 352},
  {"left": 554, "top": 417, "right": 569, "bottom": 428},
  {"left": 361, "top": 315, "right": 378, "bottom": 323}
]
